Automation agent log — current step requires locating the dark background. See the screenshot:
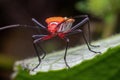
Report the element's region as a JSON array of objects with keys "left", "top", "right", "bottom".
[
  {"left": 0, "top": 0, "right": 120, "bottom": 80},
  {"left": 0, "top": 0, "right": 82, "bottom": 80}
]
